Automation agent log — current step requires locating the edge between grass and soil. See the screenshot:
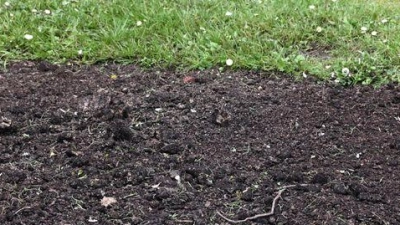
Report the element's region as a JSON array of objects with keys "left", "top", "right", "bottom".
[{"left": 1, "top": 0, "right": 400, "bottom": 86}]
